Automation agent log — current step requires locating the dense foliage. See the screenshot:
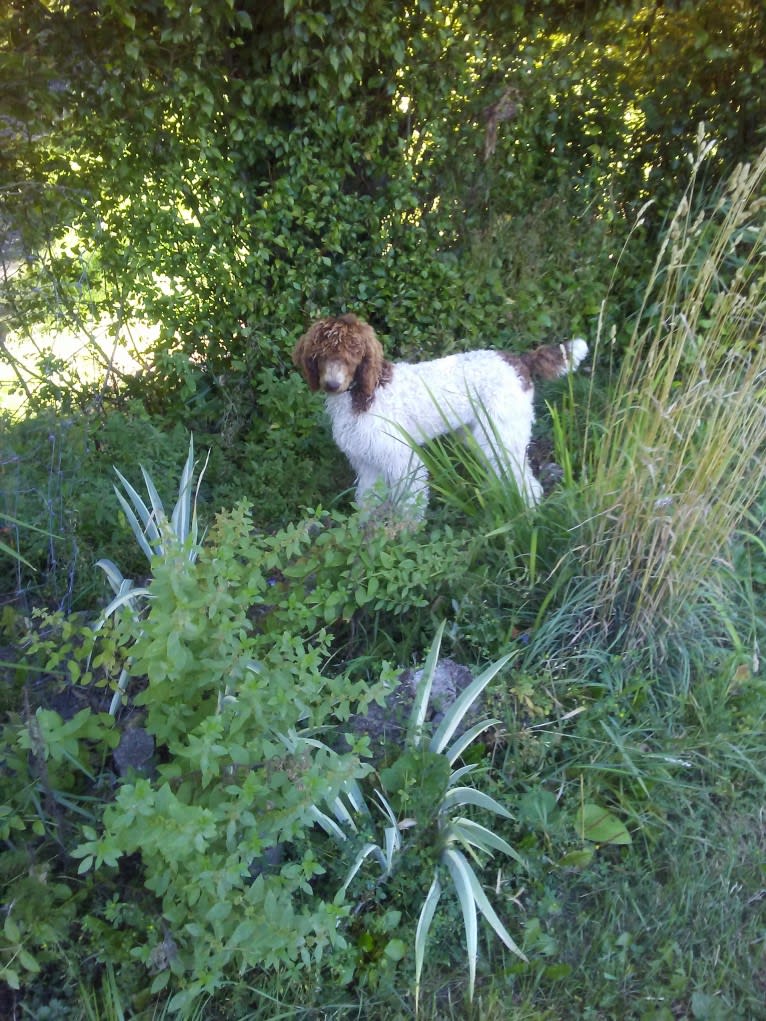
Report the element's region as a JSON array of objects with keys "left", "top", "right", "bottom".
[
  {"left": 2, "top": 2, "right": 766, "bottom": 1018},
  {"left": 3, "top": 0, "right": 764, "bottom": 394}
]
